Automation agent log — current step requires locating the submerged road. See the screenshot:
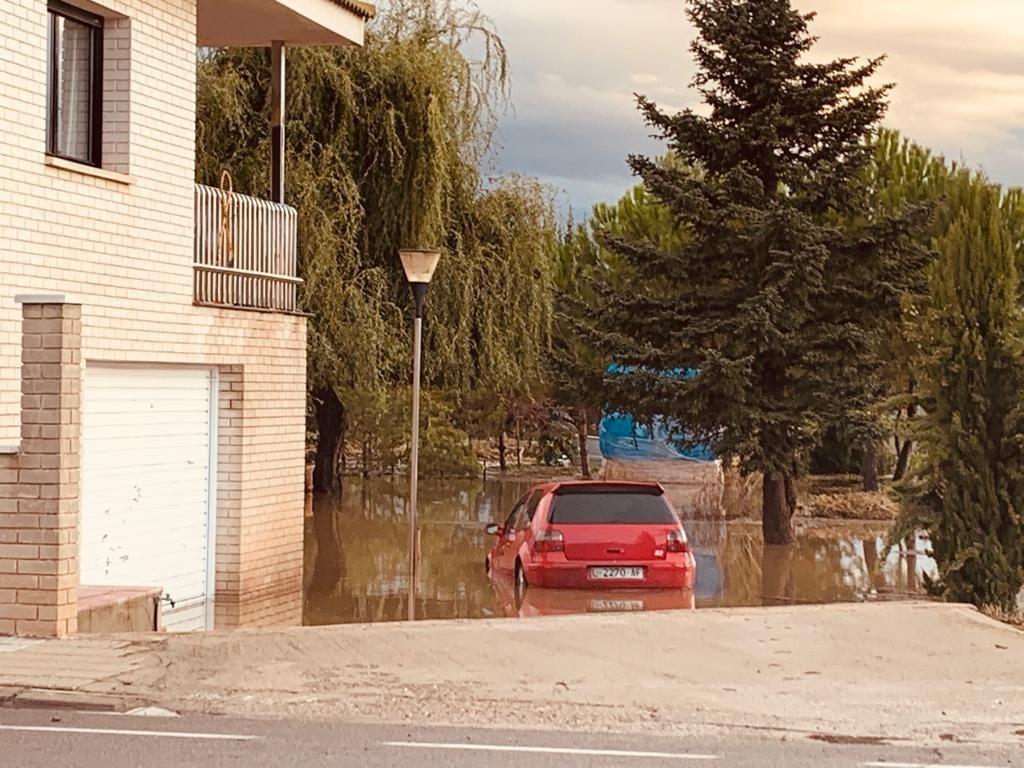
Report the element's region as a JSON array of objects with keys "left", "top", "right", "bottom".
[{"left": 0, "top": 709, "right": 1019, "bottom": 768}]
